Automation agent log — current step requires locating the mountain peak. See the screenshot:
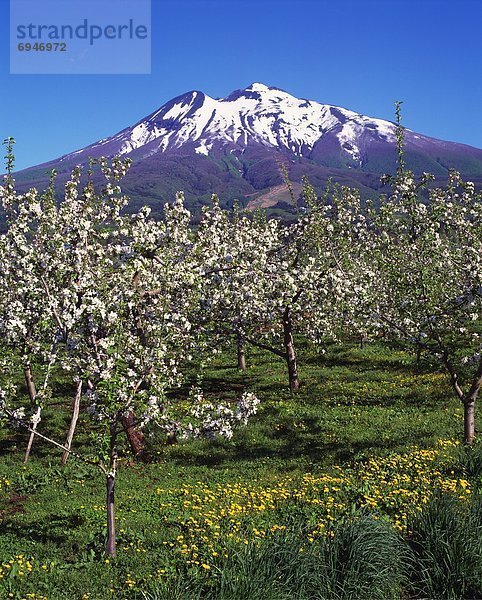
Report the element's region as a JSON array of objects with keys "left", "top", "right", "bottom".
[
  {"left": 245, "top": 82, "right": 273, "bottom": 93},
  {"left": 223, "top": 83, "right": 293, "bottom": 104}
]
